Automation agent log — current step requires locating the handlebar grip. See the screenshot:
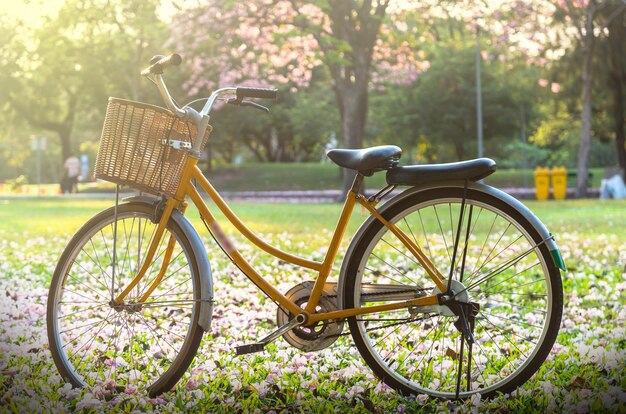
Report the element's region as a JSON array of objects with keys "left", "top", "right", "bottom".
[
  {"left": 236, "top": 87, "right": 278, "bottom": 100},
  {"left": 141, "top": 53, "right": 182, "bottom": 76}
]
